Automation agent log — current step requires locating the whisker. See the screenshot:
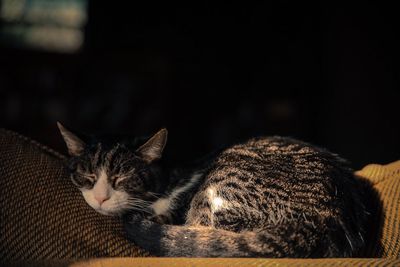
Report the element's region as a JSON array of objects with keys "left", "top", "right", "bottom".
[
  {"left": 127, "top": 198, "right": 153, "bottom": 205},
  {"left": 147, "top": 191, "right": 163, "bottom": 198},
  {"left": 126, "top": 201, "right": 152, "bottom": 207},
  {"left": 126, "top": 206, "right": 152, "bottom": 214}
]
